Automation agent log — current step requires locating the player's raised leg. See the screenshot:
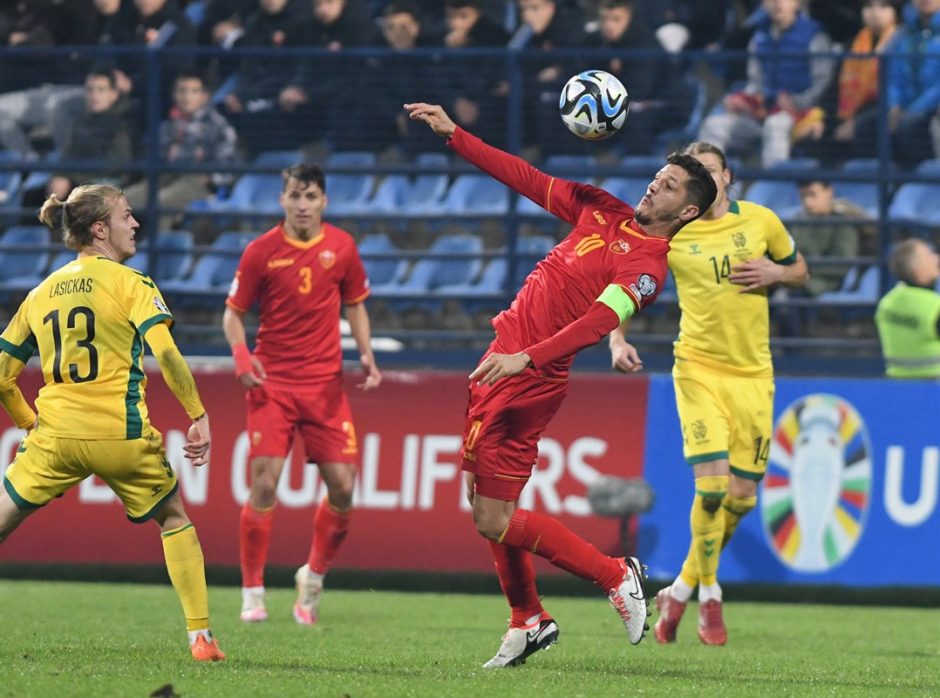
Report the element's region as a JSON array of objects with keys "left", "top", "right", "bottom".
[
  {"left": 475, "top": 492, "right": 649, "bottom": 646},
  {"left": 240, "top": 456, "right": 285, "bottom": 623},
  {"left": 295, "top": 461, "right": 355, "bottom": 626},
  {"left": 156, "top": 491, "right": 224, "bottom": 661}
]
